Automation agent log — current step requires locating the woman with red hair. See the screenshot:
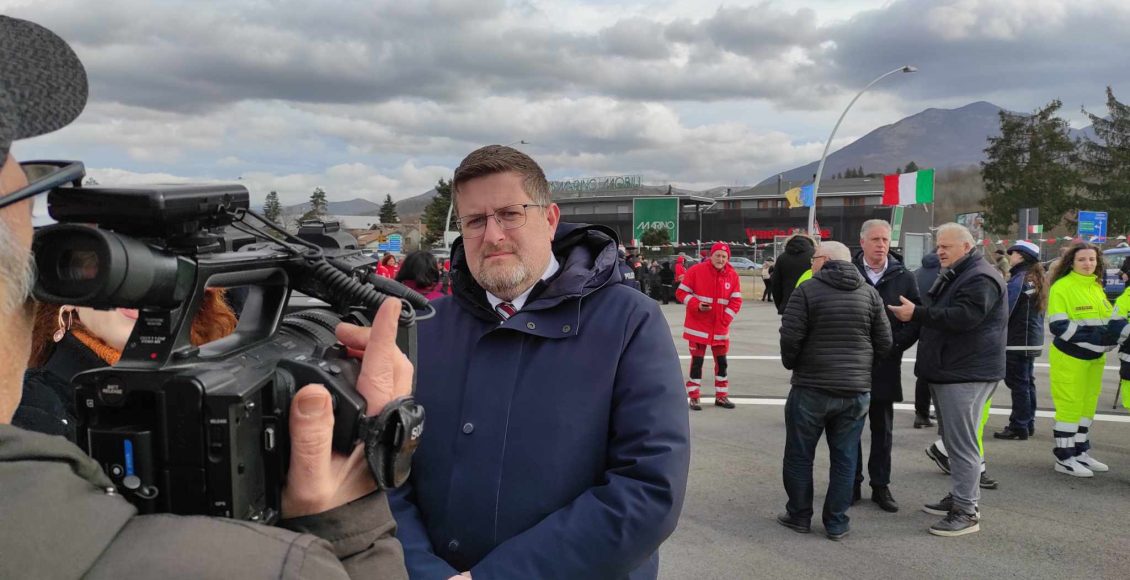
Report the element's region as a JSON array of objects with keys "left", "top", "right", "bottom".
[{"left": 13, "top": 289, "right": 238, "bottom": 441}]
